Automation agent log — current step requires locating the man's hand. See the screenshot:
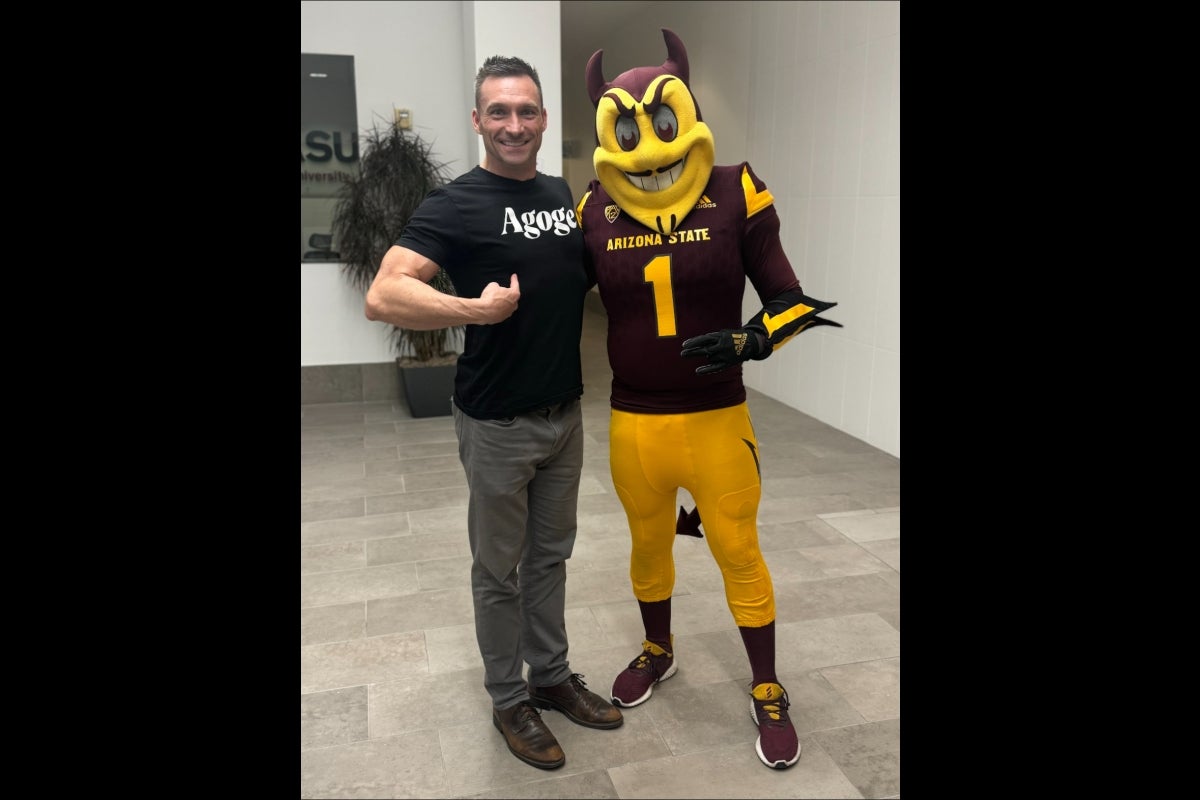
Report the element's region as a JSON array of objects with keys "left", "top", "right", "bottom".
[
  {"left": 476, "top": 273, "right": 520, "bottom": 324},
  {"left": 680, "top": 328, "right": 764, "bottom": 374}
]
